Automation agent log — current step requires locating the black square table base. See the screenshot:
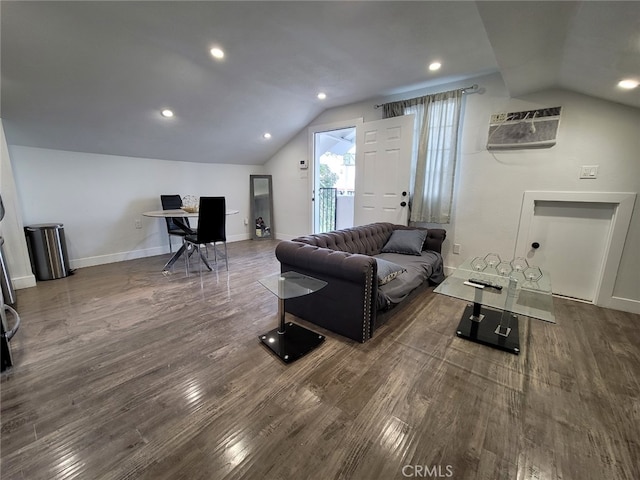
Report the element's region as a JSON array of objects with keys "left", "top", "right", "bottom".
[
  {"left": 259, "top": 322, "right": 325, "bottom": 364},
  {"left": 456, "top": 304, "right": 520, "bottom": 354}
]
